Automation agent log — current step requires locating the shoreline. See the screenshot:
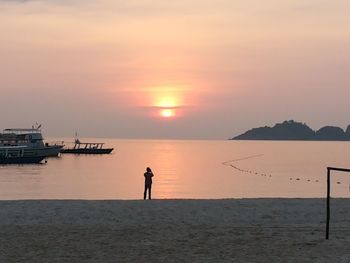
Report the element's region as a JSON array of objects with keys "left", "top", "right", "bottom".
[{"left": 0, "top": 199, "right": 349, "bottom": 262}]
